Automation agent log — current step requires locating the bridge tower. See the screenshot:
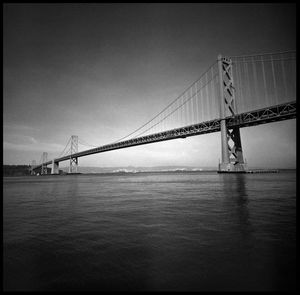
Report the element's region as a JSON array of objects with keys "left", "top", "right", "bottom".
[
  {"left": 69, "top": 135, "right": 78, "bottom": 173},
  {"left": 41, "top": 152, "right": 48, "bottom": 175},
  {"left": 217, "top": 55, "right": 248, "bottom": 173}
]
